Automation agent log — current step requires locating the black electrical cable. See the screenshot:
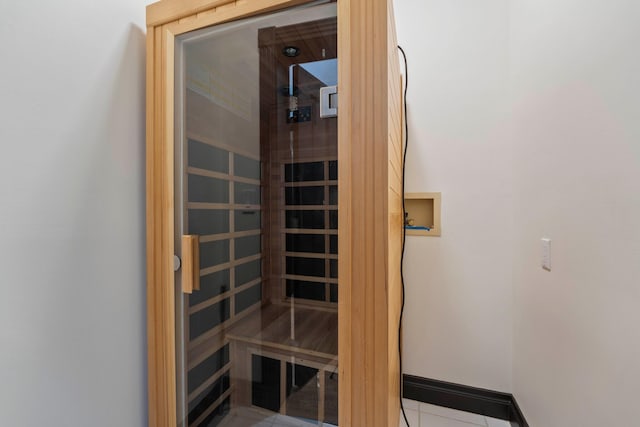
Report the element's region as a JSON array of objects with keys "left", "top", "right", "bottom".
[{"left": 398, "top": 44, "right": 411, "bottom": 427}]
